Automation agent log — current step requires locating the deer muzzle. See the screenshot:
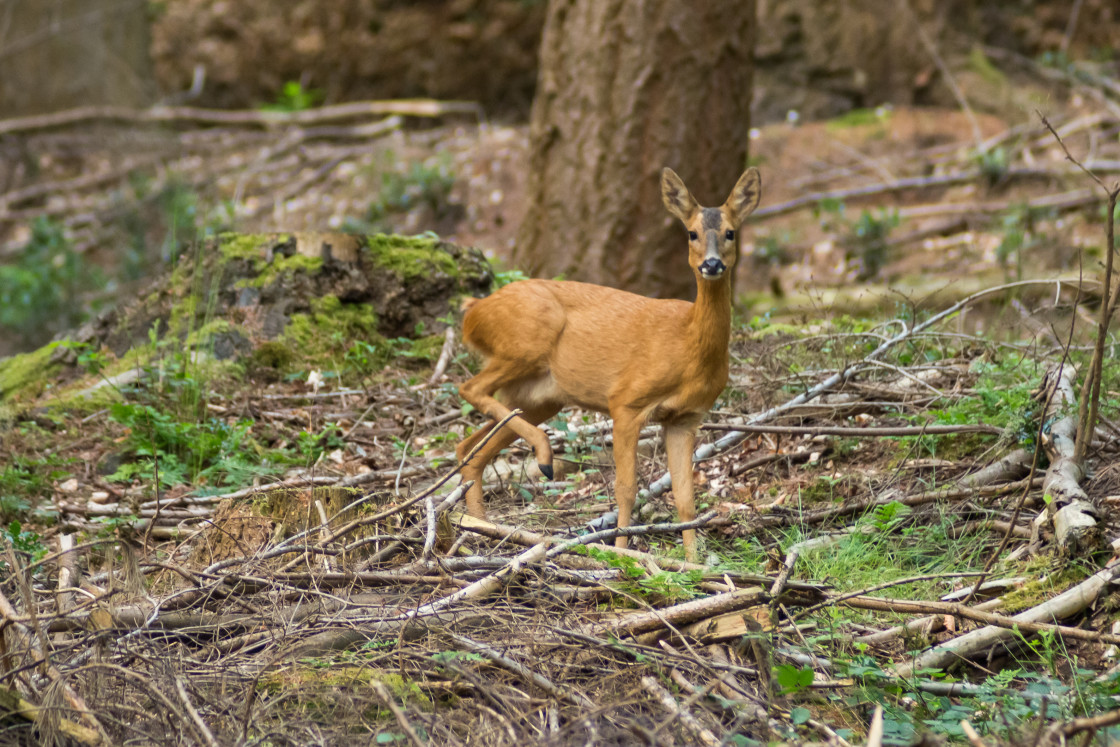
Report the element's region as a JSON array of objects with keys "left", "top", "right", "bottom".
[{"left": 699, "top": 232, "right": 725, "bottom": 278}]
